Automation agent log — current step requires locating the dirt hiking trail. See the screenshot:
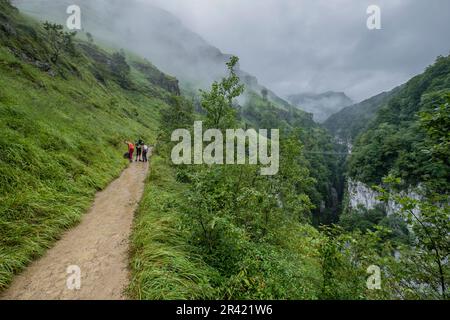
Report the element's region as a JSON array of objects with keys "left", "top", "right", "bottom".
[{"left": 1, "top": 160, "right": 150, "bottom": 300}]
